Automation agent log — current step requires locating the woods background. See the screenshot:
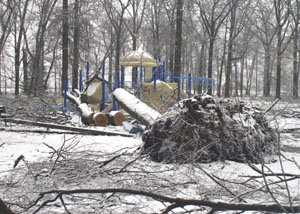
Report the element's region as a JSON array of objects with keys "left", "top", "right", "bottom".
[{"left": 0, "top": 0, "right": 299, "bottom": 99}]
